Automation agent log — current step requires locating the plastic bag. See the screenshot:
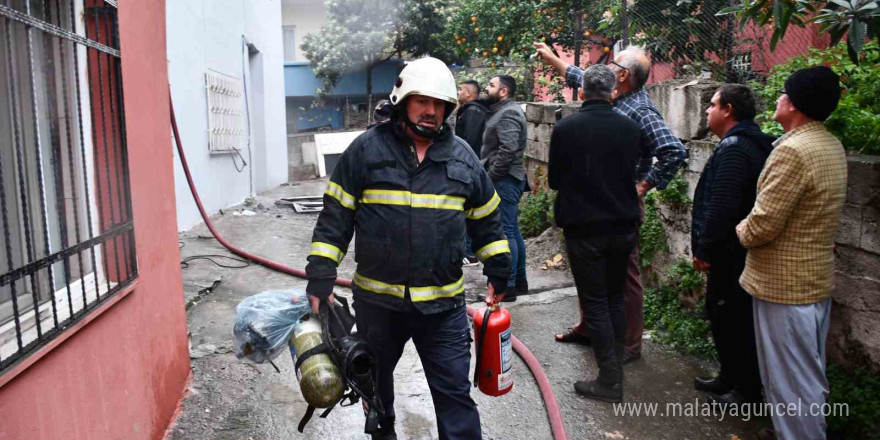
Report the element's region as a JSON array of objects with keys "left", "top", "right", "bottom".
[{"left": 233, "top": 288, "right": 311, "bottom": 363}]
